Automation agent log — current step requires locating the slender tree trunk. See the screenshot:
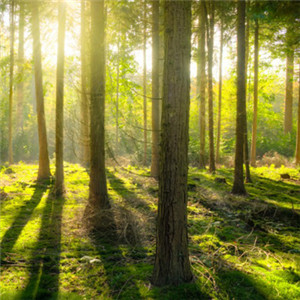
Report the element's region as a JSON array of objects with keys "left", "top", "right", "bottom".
[
  {"left": 55, "top": 1, "right": 66, "bottom": 196},
  {"left": 296, "top": 61, "right": 300, "bottom": 165},
  {"left": 16, "top": 2, "right": 24, "bottom": 132},
  {"left": 116, "top": 37, "right": 120, "bottom": 153},
  {"left": 80, "top": 0, "right": 90, "bottom": 166},
  {"left": 31, "top": 1, "right": 51, "bottom": 180},
  {"left": 232, "top": 0, "right": 246, "bottom": 195},
  {"left": 151, "top": 0, "right": 160, "bottom": 178},
  {"left": 250, "top": 19, "right": 259, "bottom": 167},
  {"left": 143, "top": 1, "right": 147, "bottom": 165},
  {"left": 284, "top": 42, "right": 294, "bottom": 134},
  {"left": 199, "top": 0, "right": 206, "bottom": 169},
  {"left": 152, "top": 0, "right": 192, "bottom": 286},
  {"left": 207, "top": 1, "right": 215, "bottom": 173},
  {"left": 8, "top": 0, "right": 14, "bottom": 165},
  {"left": 216, "top": 18, "right": 223, "bottom": 164},
  {"left": 88, "top": 0, "right": 109, "bottom": 208}
]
